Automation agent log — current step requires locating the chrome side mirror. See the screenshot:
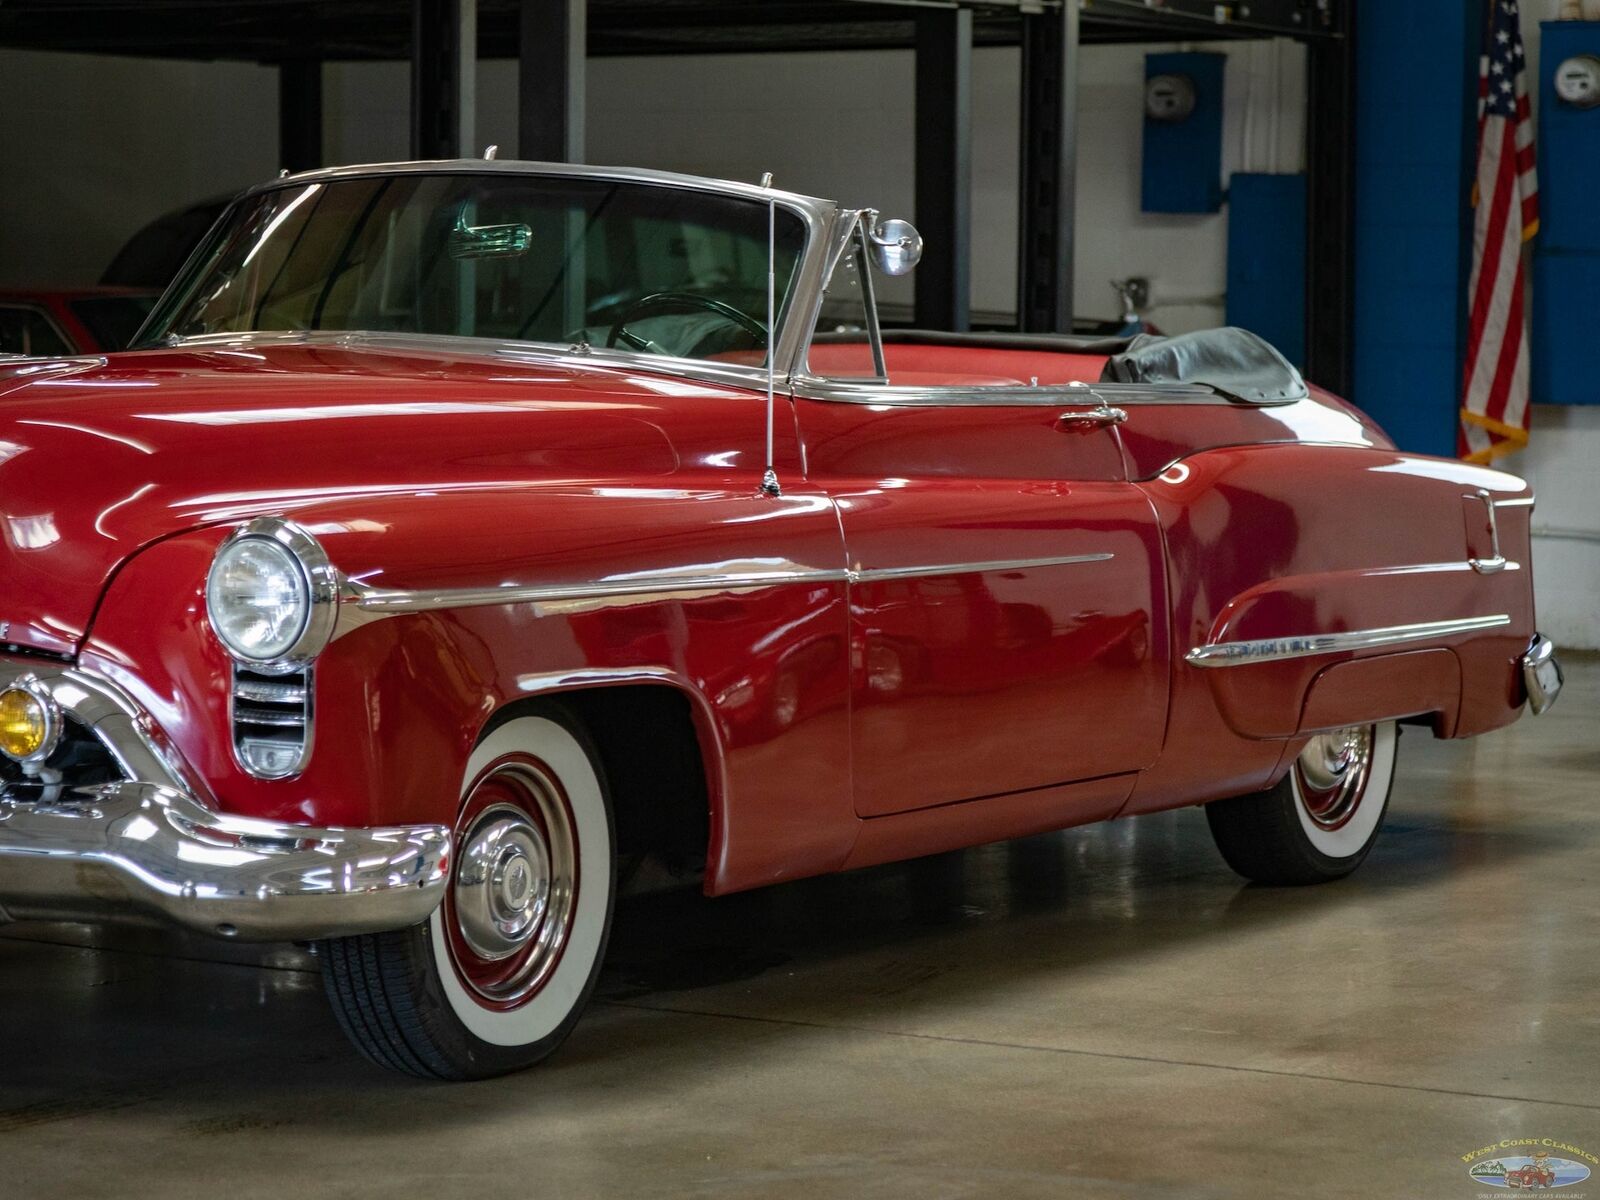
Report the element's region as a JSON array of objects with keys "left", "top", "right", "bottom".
[{"left": 866, "top": 217, "right": 923, "bottom": 276}]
